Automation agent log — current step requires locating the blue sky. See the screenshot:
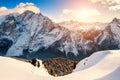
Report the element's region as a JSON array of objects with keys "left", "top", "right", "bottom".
[
  {"left": 0, "top": 0, "right": 66, "bottom": 14},
  {"left": 0, "top": 0, "right": 120, "bottom": 22}
]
